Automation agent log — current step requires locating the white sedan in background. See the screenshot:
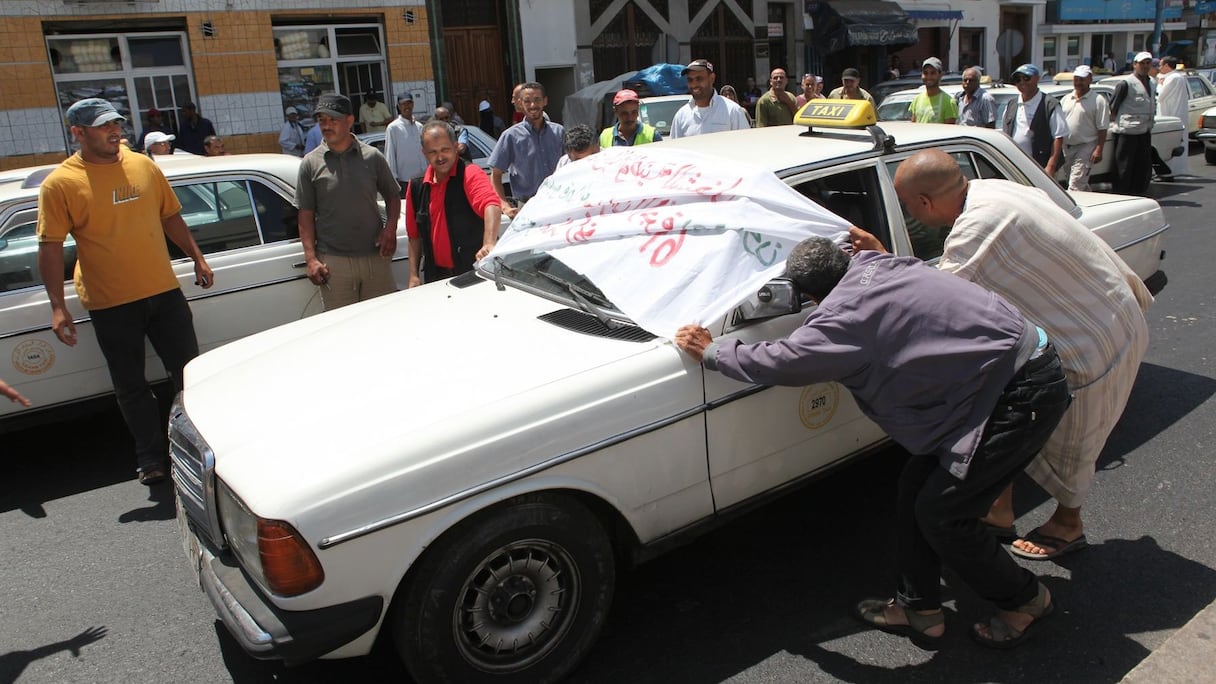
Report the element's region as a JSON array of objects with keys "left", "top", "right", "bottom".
[
  {"left": 0, "top": 153, "right": 411, "bottom": 429},
  {"left": 877, "top": 82, "right": 1186, "bottom": 188}
]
